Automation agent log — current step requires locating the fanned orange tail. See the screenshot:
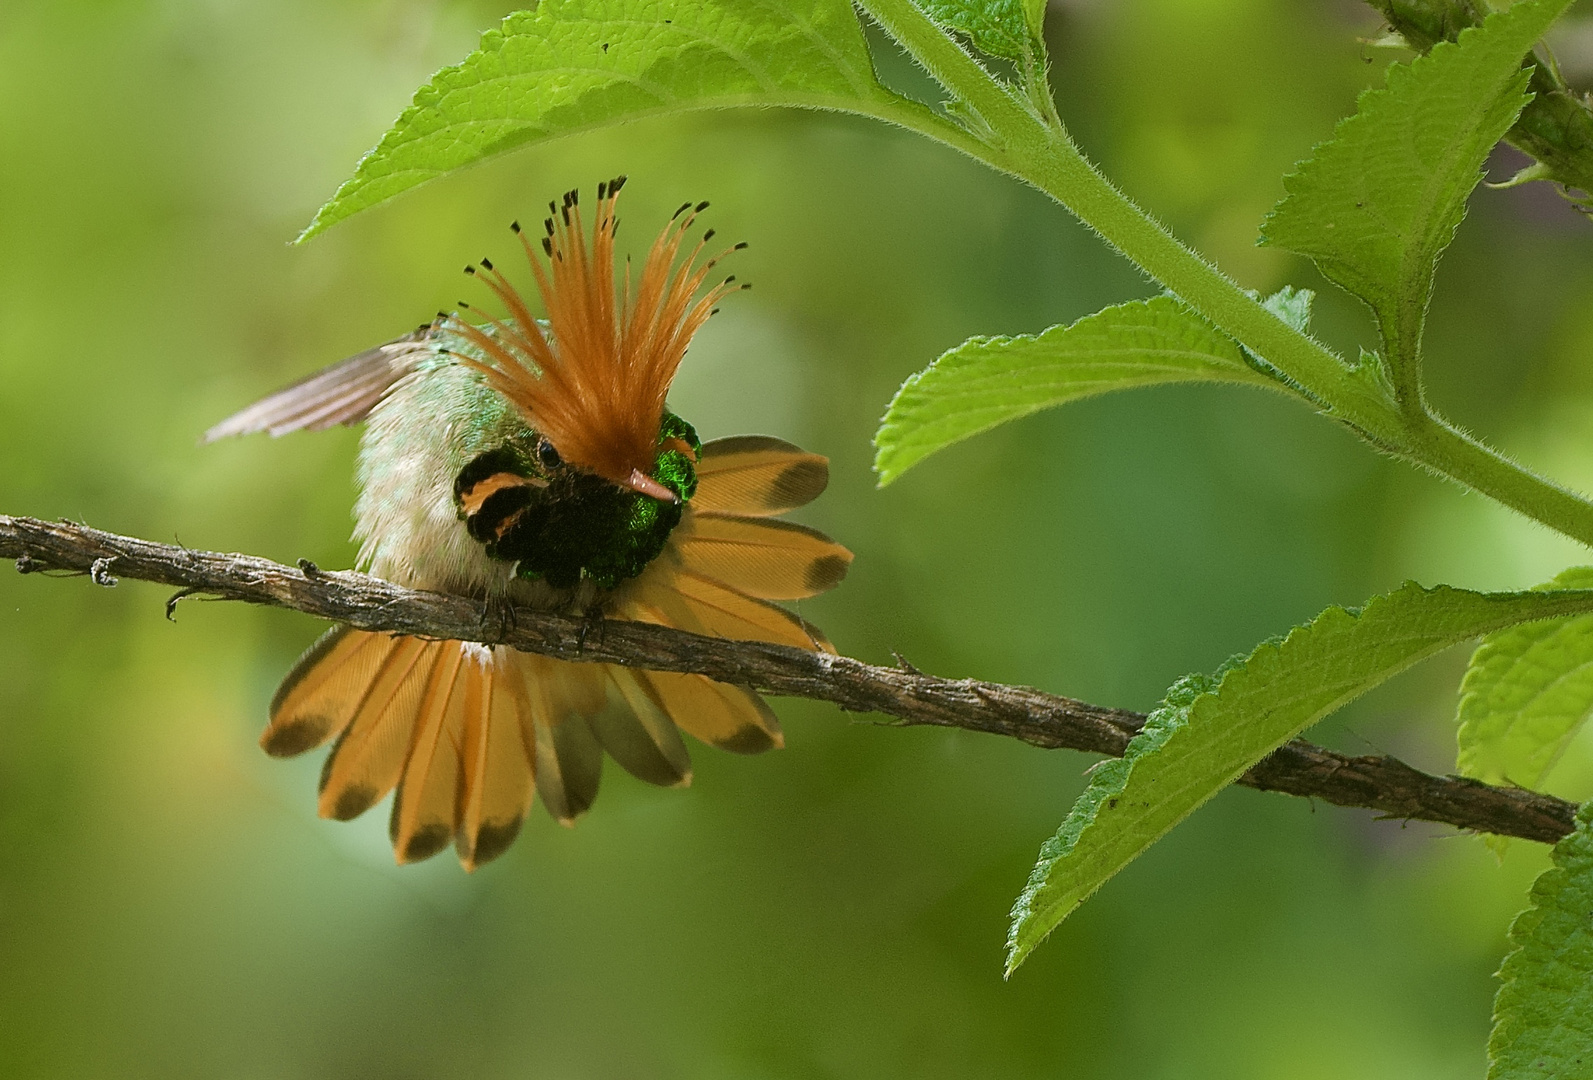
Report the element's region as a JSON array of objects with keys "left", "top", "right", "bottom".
[{"left": 266, "top": 631, "right": 694, "bottom": 870}]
